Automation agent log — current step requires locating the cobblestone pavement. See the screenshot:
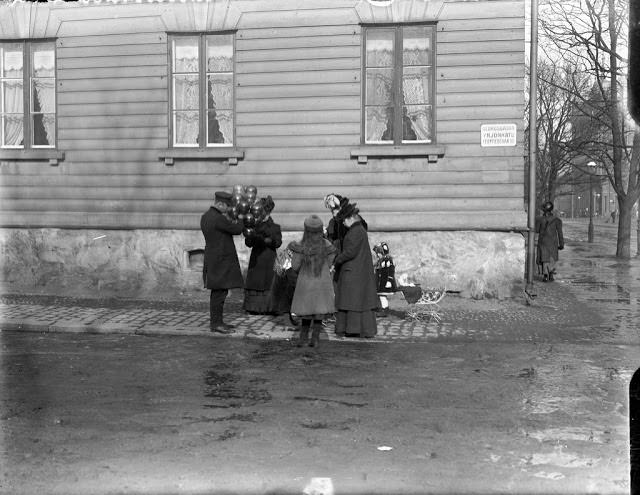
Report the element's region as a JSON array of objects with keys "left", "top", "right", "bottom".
[{"left": 0, "top": 219, "right": 638, "bottom": 344}]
